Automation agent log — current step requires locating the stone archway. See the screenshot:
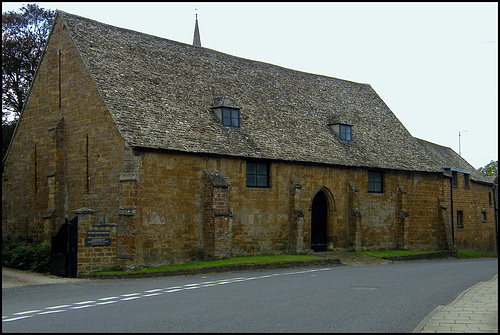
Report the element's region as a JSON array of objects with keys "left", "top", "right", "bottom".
[{"left": 311, "top": 191, "right": 328, "bottom": 251}]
